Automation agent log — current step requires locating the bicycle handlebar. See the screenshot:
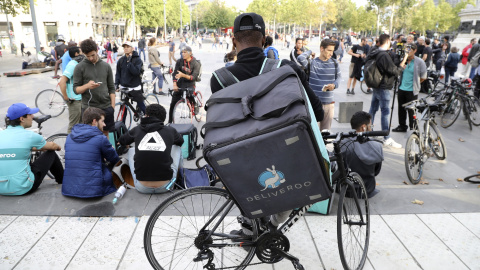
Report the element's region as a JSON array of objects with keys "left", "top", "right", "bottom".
[{"left": 322, "top": 130, "right": 389, "bottom": 140}]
